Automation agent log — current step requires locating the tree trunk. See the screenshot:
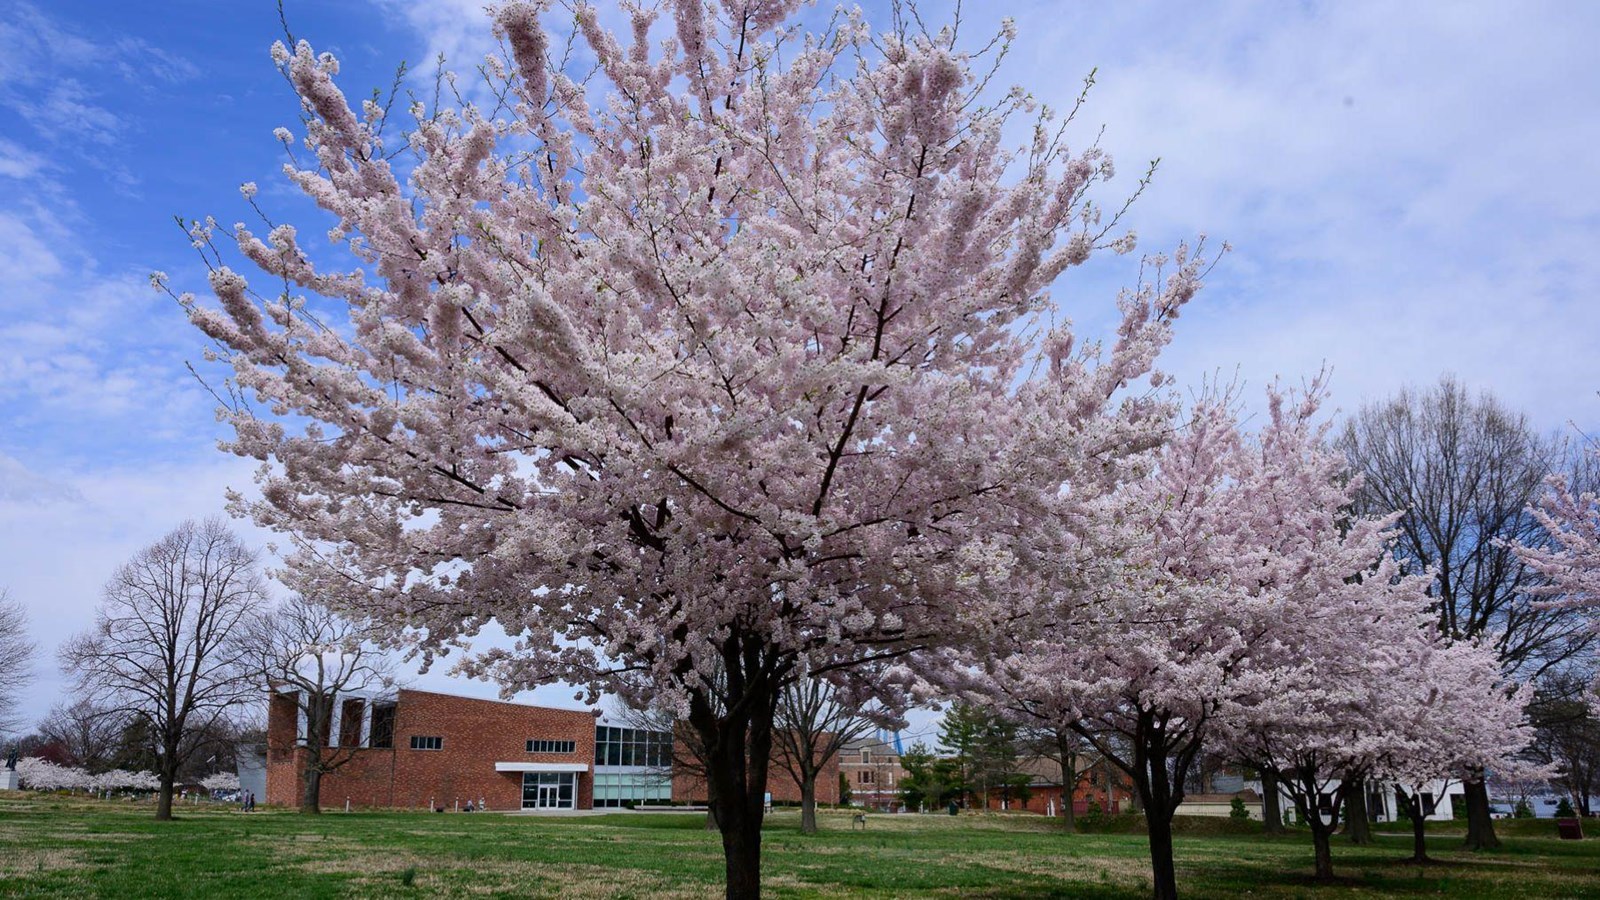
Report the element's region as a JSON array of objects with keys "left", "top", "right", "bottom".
[
  {"left": 1146, "top": 808, "right": 1178, "bottom": 900},
  {"left": 301, "top": 765, "right": 323, "bottom": 814},
  {"left": 1411, "top": 799, "right": 1429, "bottom": 863},
  {"left": 1309, "top": 819, "right": 1334, "bottom": 881},
  {"left": 155, "top": 775, "right": 175, "bottom": 821},
  {"left": 799, "top": 772, "right": 818, "bottom": 834},
  {"left": 1297, "top": 772, "right": 1339, "bottom": 881},
  {"left": 1260, "top": 770, "right": 1285, "bottom": 835},
  {"left": 1344, "top": 777, "right": 1371, "bottom": 845},
  {"left": 1140, "top": 744, "right": 1180, "bottom": 900},
  {"left": 1056, "top": 732, "right": 1078, "bottom": 830},
  {"left": 155, "top": 749, "right": 179, "bottom": 821},
  {"left": 1462, "top": 777, "right": 1500, "bottom": 850},
  {"left": 714, "top": 790, "right": 764, "bottom": 900},
  {"left": 688, "top": 657, "right": 780, "bottom": 900}
]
